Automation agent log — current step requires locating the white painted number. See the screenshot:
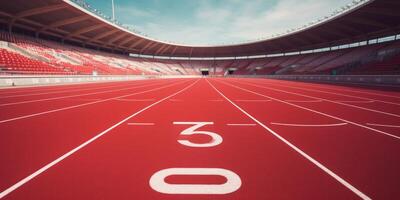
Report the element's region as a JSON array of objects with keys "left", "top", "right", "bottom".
[
  {"left": 149, "top": 168, "right": 241, "bottom": 194},
  {"left": 173, "top": 122, "right": 223, "bottom": 147}
]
